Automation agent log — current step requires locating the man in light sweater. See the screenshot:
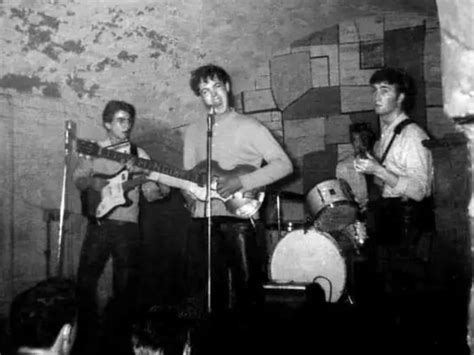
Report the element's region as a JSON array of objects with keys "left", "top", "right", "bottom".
[{"left": 182, "top": 64, "right": 293, "bottom": 314}]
